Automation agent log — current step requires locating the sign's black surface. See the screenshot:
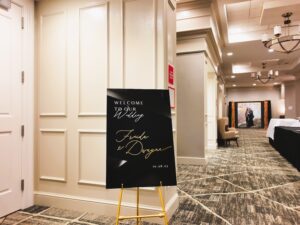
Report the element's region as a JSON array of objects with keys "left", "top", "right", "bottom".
[{"left": 106, "top": 89, "right": 177, "bottom": 189}]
